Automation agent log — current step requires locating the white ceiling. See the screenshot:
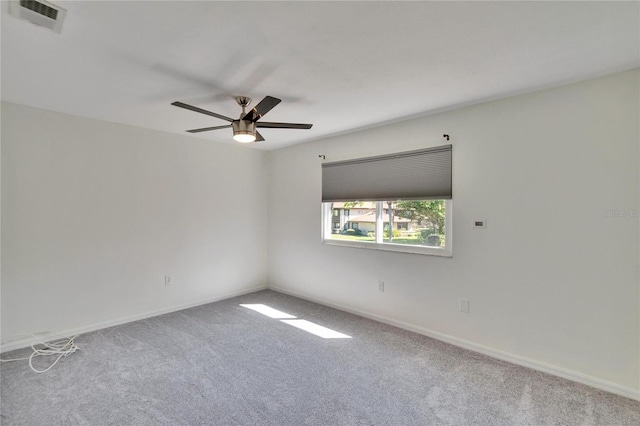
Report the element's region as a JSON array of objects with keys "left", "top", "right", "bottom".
[{"left": 2, "top": 0, "right": 638, "bottom": 151}]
